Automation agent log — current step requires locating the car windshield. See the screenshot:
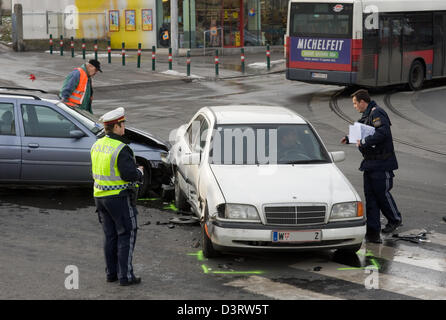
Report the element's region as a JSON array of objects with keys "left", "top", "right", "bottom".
[
  {"left": 209, "top": 124, "right": 331, "bottom": 165},
  {"left": 56, "top": 102, "right": 103, "bottom": 134}
]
